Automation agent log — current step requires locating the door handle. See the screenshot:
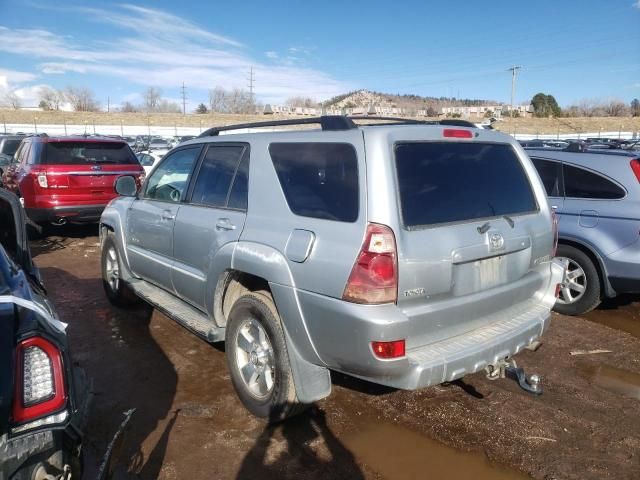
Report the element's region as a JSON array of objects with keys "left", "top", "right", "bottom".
[
  {"left": 161, "top": 210, "right": 175, "bottom": 221},
  {"left": 216, "top": 218, "right": 236, "bottom": 231}
]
